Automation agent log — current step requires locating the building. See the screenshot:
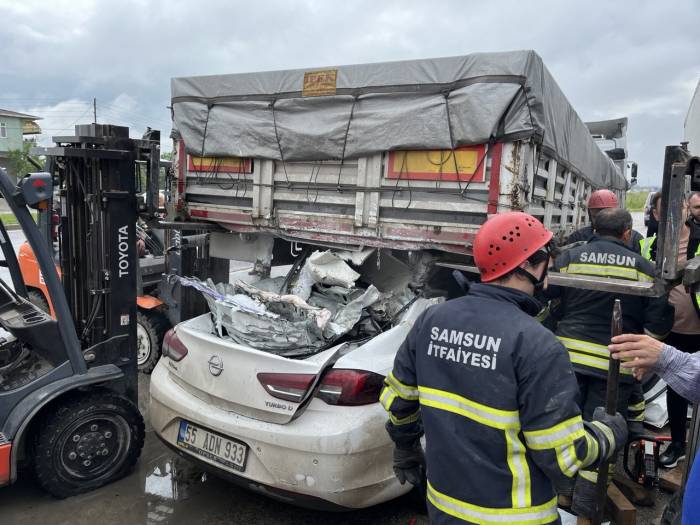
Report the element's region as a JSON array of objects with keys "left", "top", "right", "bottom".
[
  {"left": 0, "top": 109, "right": 42, "bottom": 178},
  {"left": 685, "top": 79, "right": 700, "bottom": 155}
]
